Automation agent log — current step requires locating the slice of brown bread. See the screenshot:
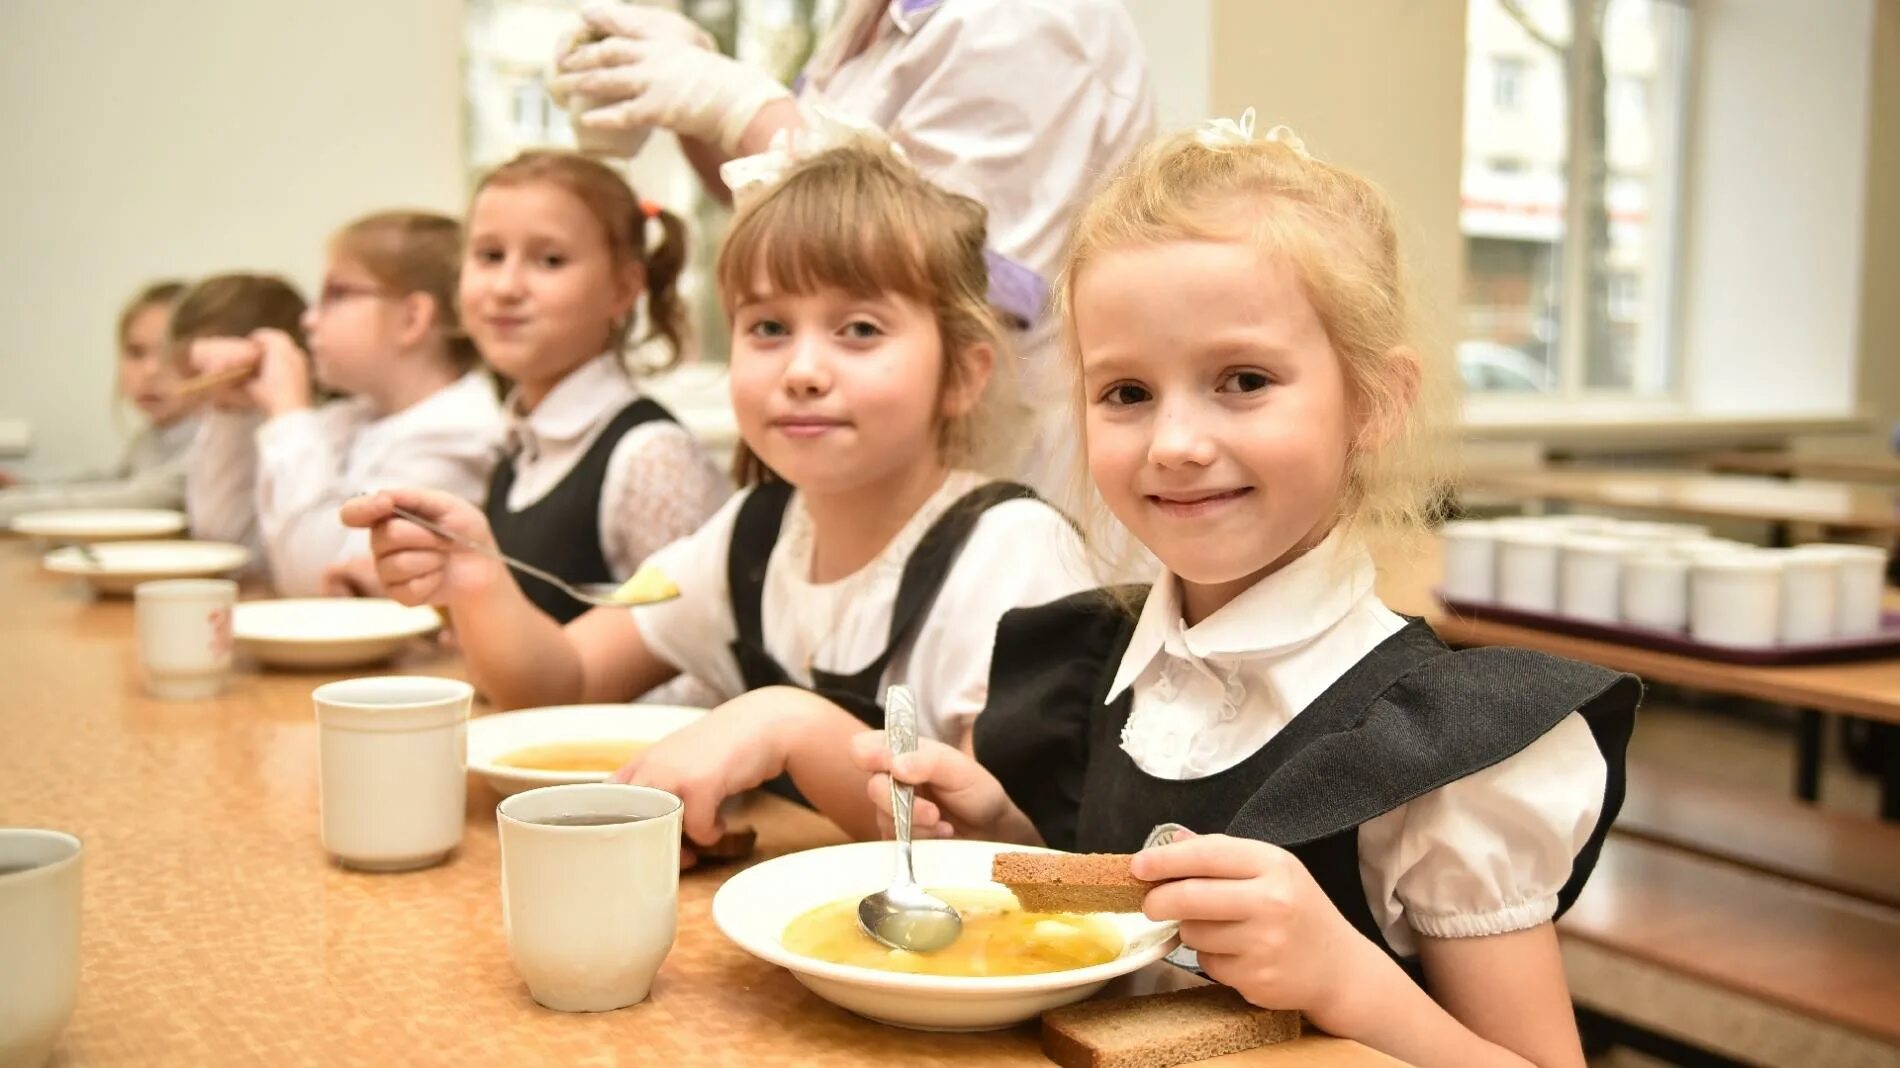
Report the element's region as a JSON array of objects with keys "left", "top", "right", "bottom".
[
  {"left": 992, "top": 852, "right": 1152, "bottom": 913},
  {"left": 689, "top": 824, "right": 757, "bottom": 863},
  {"left": 1041, "top": 985, "right": 1302, "bottom": 1068}
]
